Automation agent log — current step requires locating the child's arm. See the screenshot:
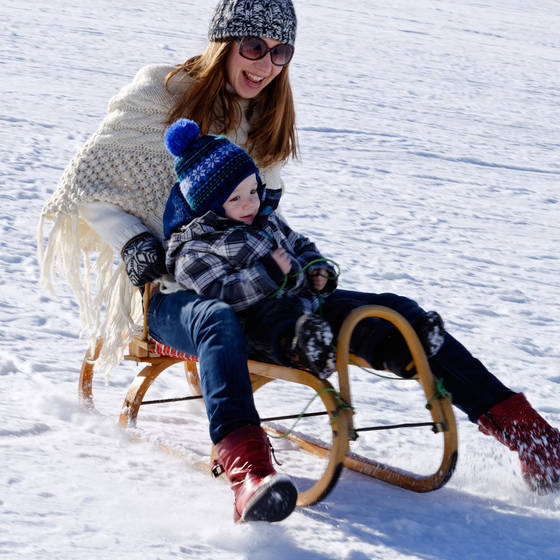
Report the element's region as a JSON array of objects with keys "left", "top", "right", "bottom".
[
  {"left": 270, "top": 247, "right": 292, "bottom": 274},
  {"left": 308, "top": 268, "right": 329, "bottom": 291},
  {"left": 275, "top": 216, "right": 338, "bottom": 293}
]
